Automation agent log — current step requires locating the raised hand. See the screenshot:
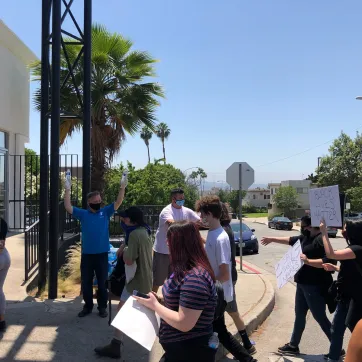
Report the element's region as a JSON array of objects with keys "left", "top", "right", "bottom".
[
  {"left": 320, "top": 218, "right": 327, "bottom": 233},
  {"left": 120, "top": 170, "right": 128, "bottom": 188},
  {"left": 65, "top": 170, "right": 71, "bottom": 190}
]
